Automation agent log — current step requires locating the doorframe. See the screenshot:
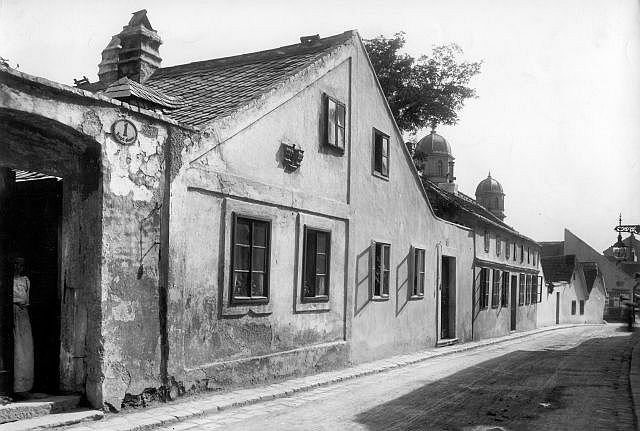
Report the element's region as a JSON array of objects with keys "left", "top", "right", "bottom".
[{"left": 437, "top": 255, "right": 457, "bottom": 341}]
